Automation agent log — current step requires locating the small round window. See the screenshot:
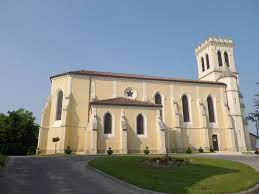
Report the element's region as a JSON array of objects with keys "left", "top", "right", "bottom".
[{"left": 124, "top": 87, "right": 137, "bottom": 99}]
